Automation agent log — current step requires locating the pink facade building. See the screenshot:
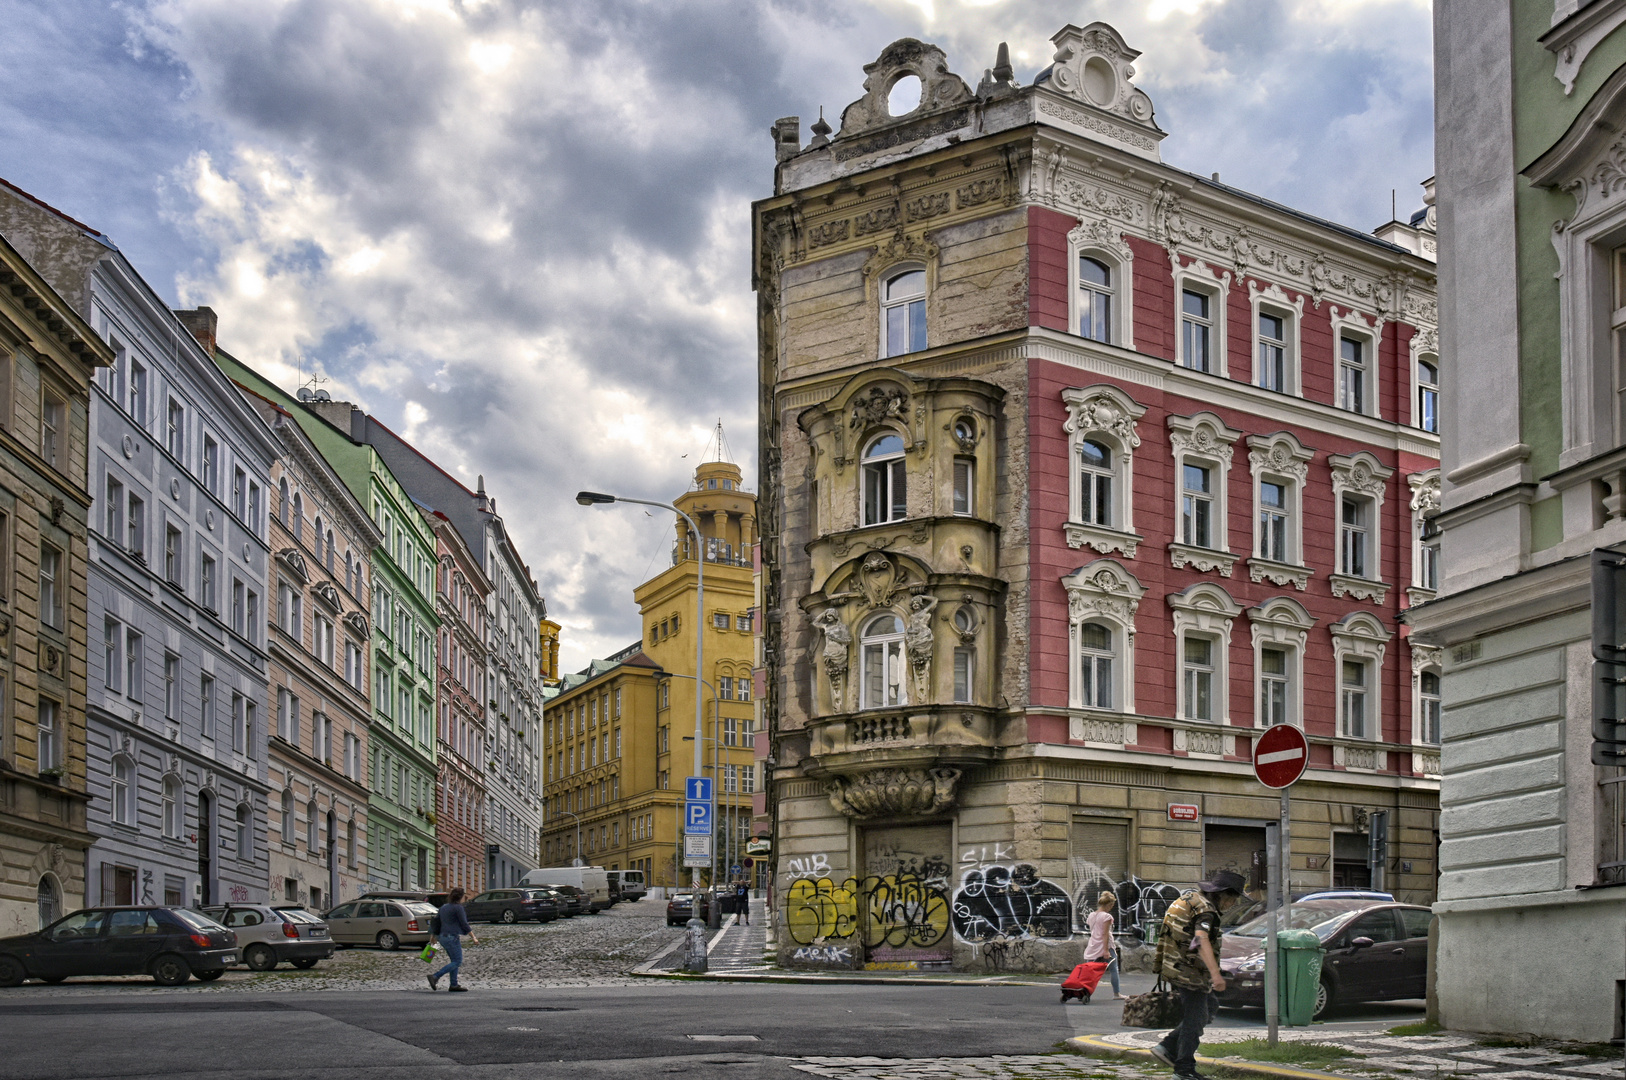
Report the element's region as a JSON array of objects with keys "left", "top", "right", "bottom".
[{"left": 756, "top": 24, "right": 1441, "bottom": 972}]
